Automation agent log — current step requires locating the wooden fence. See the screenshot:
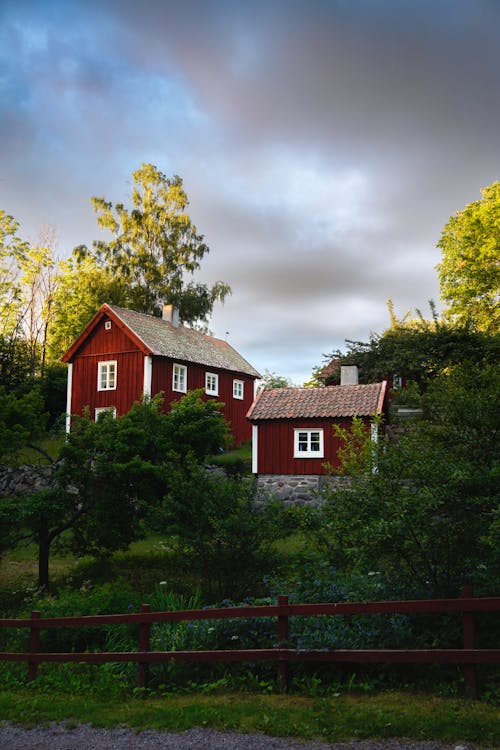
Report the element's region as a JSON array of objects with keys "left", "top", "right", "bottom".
[{"left": 1, "top": 586, "right": 499, "bottom": 698}]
